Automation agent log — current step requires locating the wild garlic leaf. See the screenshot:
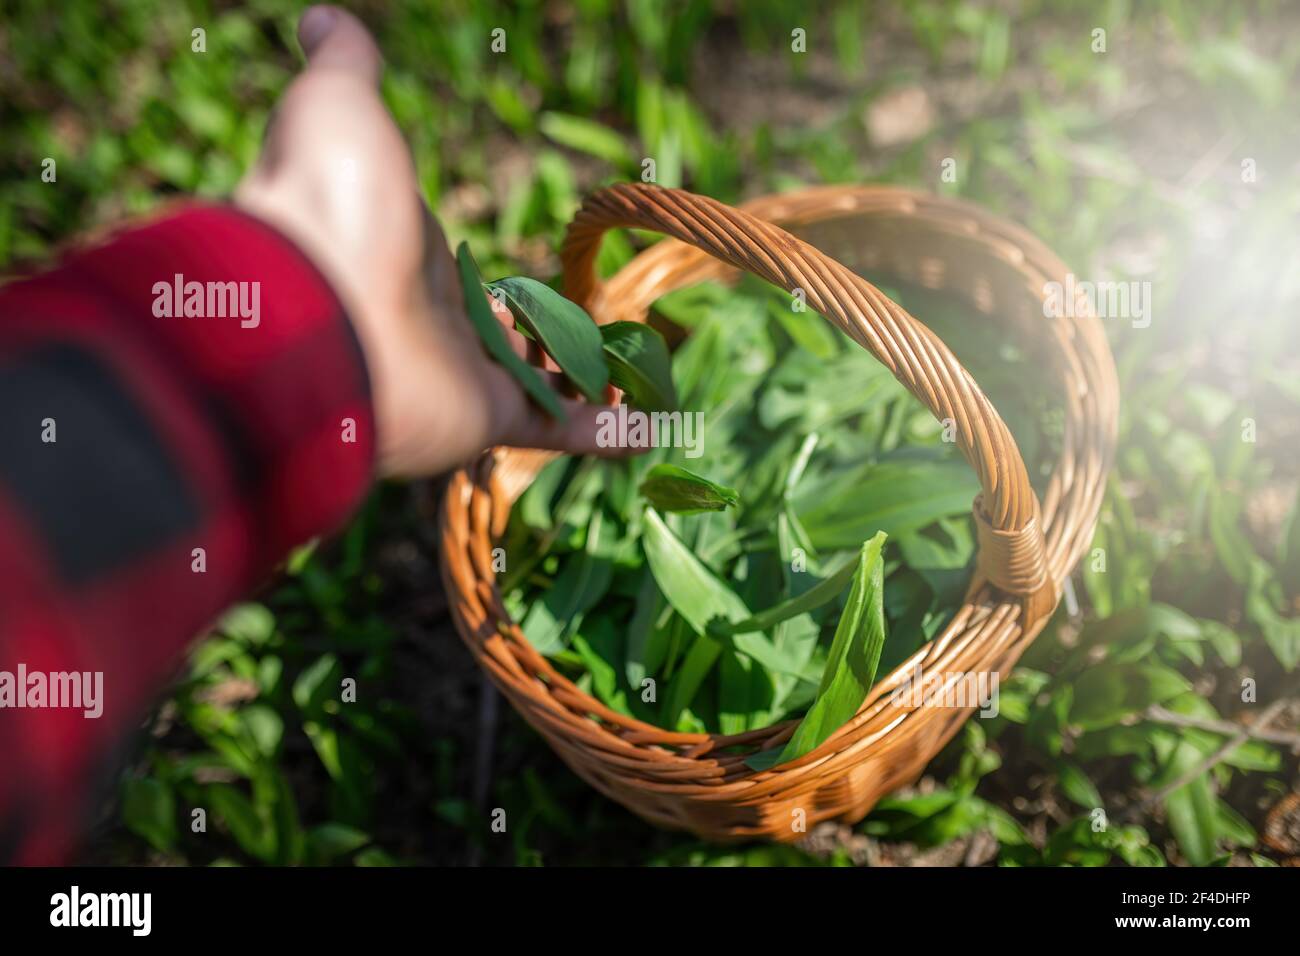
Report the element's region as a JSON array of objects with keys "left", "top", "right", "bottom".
[
  {"left": 712, "top": 552, "right": 857, "bottom": 637},
  {"left": 1161, "top": 741, "right": 1219, "bottom": 866},
  {"left": 795, "top": 458, "right": 978, "bottom": 548},
  {"left": 601, "top": 321, "right": 679, "bottom": 412},
  {"left": 662, "top": 633, "right": 721, "bottom": 729},
  {"left": 570, "top": 616, "right": 629, "bottom": 716},
  {"left": 719, "top": 647, "right": 775, "bottom": 734},
  {"left": 641, "top": 507, "right": 751, "bottom": 636},
  {"left": 486, "top": 276, "right": 609, "bottom": 402},
  {"left": 537, "top": 111, "right": 632, "bottom": 165},
  {"left": 747, "top": 531, "right": 888, "bottom": 771},
  {"left": 518, "top": 455, "right": 571, "bottom": 531},
  {"left": 766, "top": 294, "right": 840, "bottom": 359},
  {"left": 642, "top": 508, "right": 801, "bottom": 679},
  {"left": 783, "top": 433, "right": 820, "bottom": 498},
  {"left": 521, "top": 510, "right": 614, "bottom": 654},
  {"left": 455, "top": 243, "right": 565, "bottom": 420},
  {"left": 767, "top": 512, "right": 826, "bottom": 714},
  {"left": 639, "top": 463, "right": 739, "bottom": 514}
]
